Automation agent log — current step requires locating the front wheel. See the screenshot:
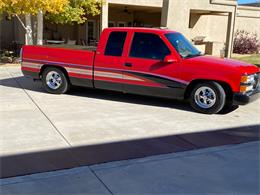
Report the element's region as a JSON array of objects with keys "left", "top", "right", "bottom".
[
  {"left": 42, "top": 67, "right": 70, "bottom": 94},
  {"left": 190, "top": 82, "right": 226, "bottom": 114}
]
